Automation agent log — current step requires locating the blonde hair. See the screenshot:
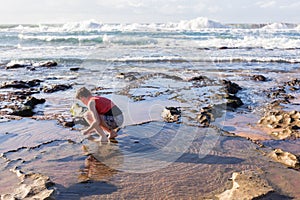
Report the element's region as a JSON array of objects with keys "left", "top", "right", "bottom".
[{"left": 75, "top": 87, "right": 92, "bottom": 99}]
